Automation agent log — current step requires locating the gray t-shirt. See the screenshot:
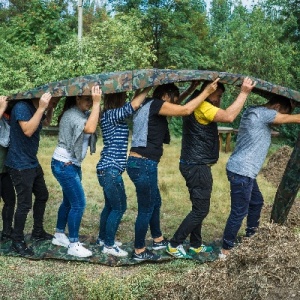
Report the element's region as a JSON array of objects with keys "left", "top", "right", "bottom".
[{"left": 226, "top": 106, "right": 277, "bottom": 179}]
